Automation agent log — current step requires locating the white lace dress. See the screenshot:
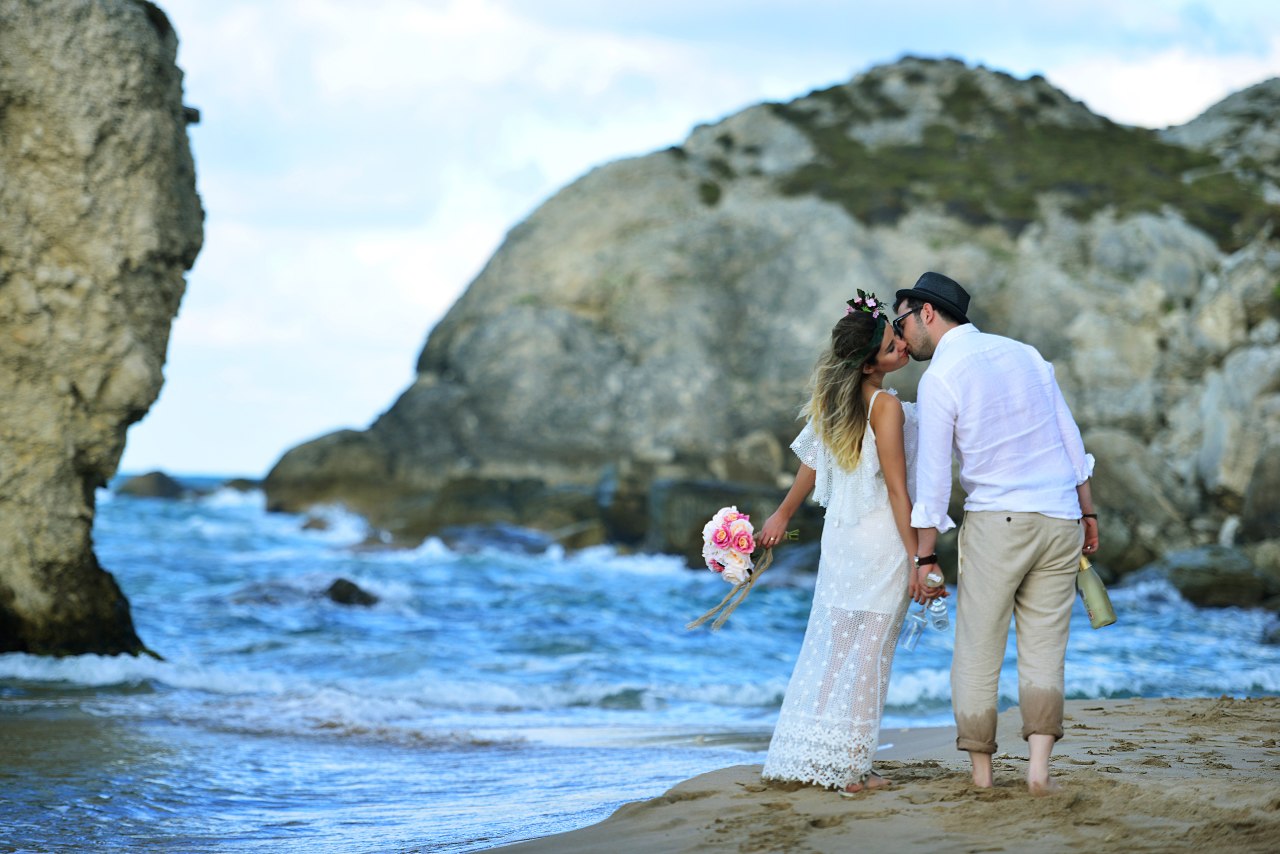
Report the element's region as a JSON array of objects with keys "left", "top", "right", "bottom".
[{"left": 761, "top": 389, "right": 917, "bottom": 790}]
